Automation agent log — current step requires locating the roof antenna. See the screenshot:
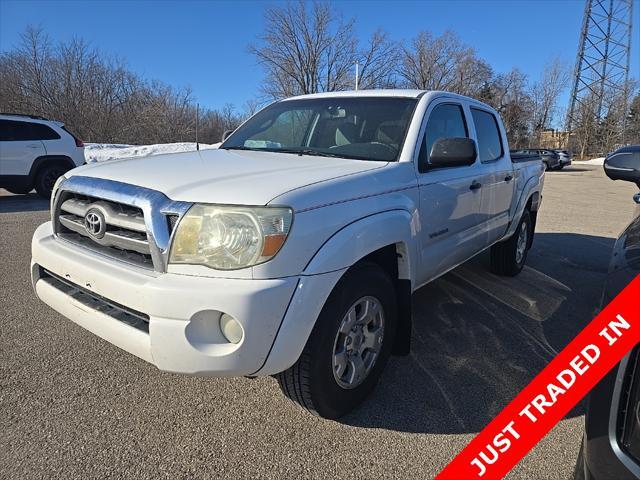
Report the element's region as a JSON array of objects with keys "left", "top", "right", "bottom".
[
  {"left": 196, "top": 103, "right": 200, "bottom": 151},
  {"left": 355, "top": 62, "right": 359, "bottom": 91}
]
